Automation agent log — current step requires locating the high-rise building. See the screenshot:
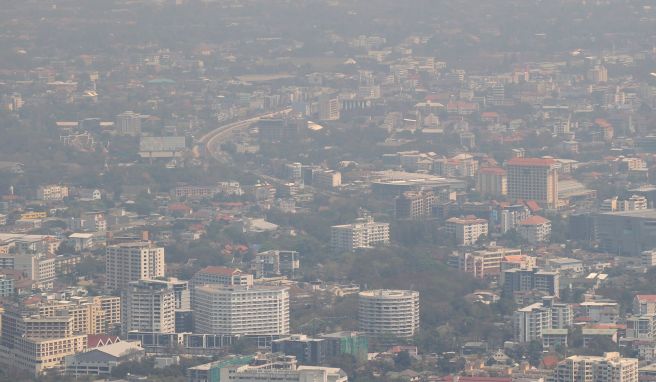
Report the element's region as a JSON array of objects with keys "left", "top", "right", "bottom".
[
  {"left": 319, "top": 95, "right": 340, "bottom": 121},
  {"left": 476, "top": 167, "right": 507, "bottom": 197},
  {"left": 595, "top": 210, "right": 656, "bottom": 256},
  {"left": 0, "top": 304, "right": 87, "bottom": 375},
  {"left": 395, "top": 191, "right": 436, "bottom": 219},
  {"left": 122, "top": 279, "right": 176, "bottom": 334},
  {"left": 514, "top": 296, "right": 572, "bottom": 343},
  {"left": 503, "top": 267, "right": 560, "bottom": 297},
  {"left": 552, "top": 353, "right": 637, "bottom": 382},
  {"left": 116, "top": 111, "right": 142, "bottom": 136},
  {"left": 358, "top": 289, "right": 420, "bottom": 338},
  {"left": 193, "top": 285, "right": 290, "bottom": 336},
  {"left": 105, "top": 242, "right": 165, "bottom": 290},
  {"left": 507, "top": 158, "right": 559, "bottom": 209},
  {"left": 251, "top": 250, "right": 300, "bottom": 279},
  {"left": 445, "top": 216, "right": 488, "bottom": 246},
  {"left": 331, "top": 217, "right": 390, "bottom": 253}
]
